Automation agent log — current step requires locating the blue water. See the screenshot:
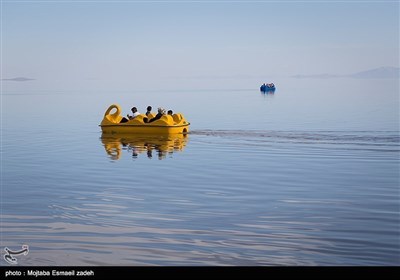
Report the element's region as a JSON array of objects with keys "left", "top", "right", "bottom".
[{"left": 1, "top": 78, "right": 399, "bottom": 265}]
